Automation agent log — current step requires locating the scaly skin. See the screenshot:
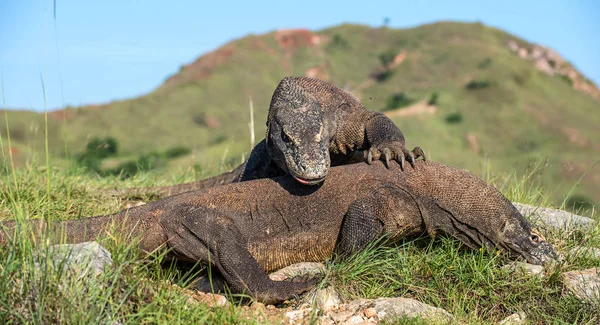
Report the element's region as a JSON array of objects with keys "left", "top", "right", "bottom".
[
  {"left": 106, "top": 76, "right": 425, "bottom": 198},
  {"left": 0, "top": 161, "right": 557, "bottom": 304}
]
